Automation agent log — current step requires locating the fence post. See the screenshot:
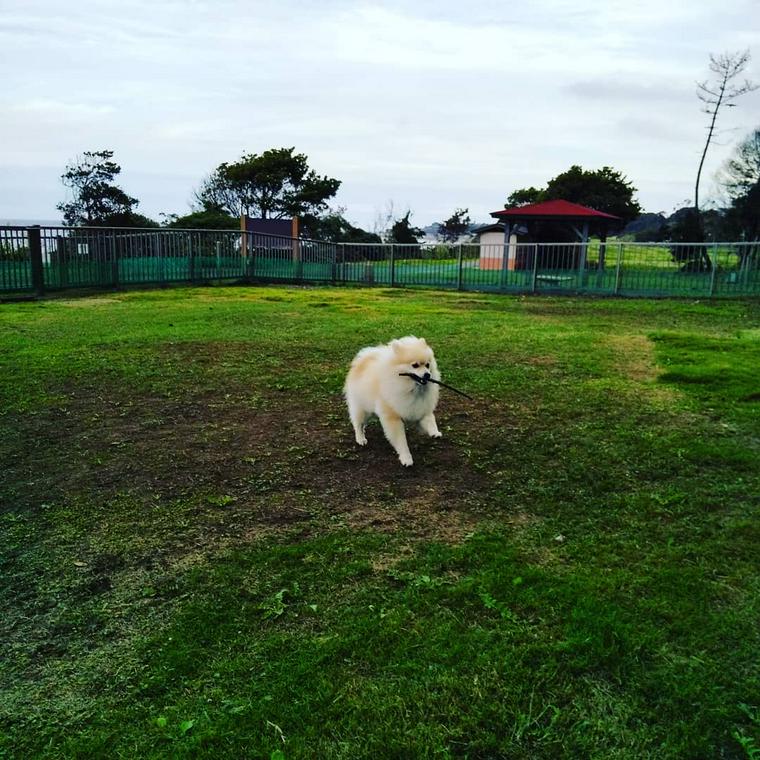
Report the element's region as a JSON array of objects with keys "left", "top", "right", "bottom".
[
  {"left": 248, "top": 234, "right": 257, "bottom": 280},
  {"left": 577, "top": 243, "right": 587, "bottom": 289},
  {"left": 744, "top": 244, "right": 756, "bottom": 291},
  {"left": 457, "top": 244, "right": 463, "bottom": 291},
  {"left": 390, "top": 244, "right": 395, "bottom": 287},
  {"left": 614, "top": 243, "right": 623, "bottom": 295},
  {"left": 531, "top": 244, "right": 539, "bottom": 293},
  {"left": 110, "top": 230, "right": 119, "bottom": 288},
  {"left": 708, "top": 243, "right": 718, "bottom": 297},
  {"left": 500, "top": 243, "right": 508, "bottom": 292},
  {"left": 28, "top": 226, "right": 45, "bottom": 295},
  {"left": 188, "top": 234, "right": 195, "bottom": 283},
  {"left": 159, "top": 234, "right": 167, "bottom": 286},
  {"left": 595, "top": 237, "right": 607, "bottom": 291},
  {"left": 56, "top": 235, "right": 67, "bottom": 289}
]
